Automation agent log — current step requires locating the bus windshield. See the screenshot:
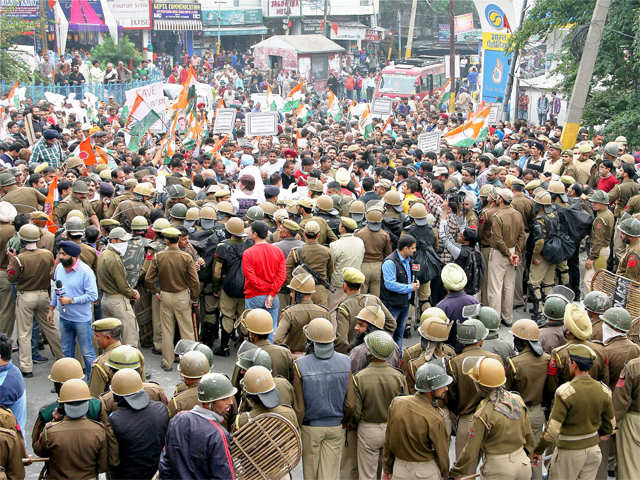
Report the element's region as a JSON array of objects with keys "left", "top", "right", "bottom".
[{"left": 378, "top": 74, "right": 417, "bottom": 95}]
